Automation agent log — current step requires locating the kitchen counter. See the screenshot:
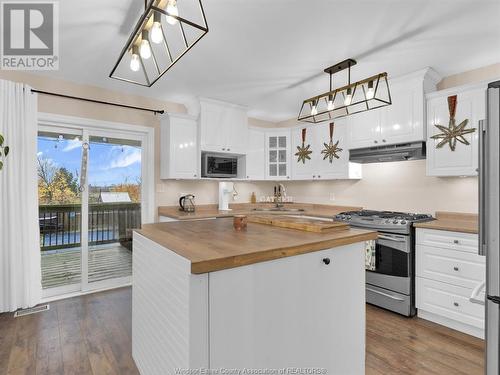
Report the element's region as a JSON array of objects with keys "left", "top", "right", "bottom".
[
  {"left": 137, "top": 217, "right": 377, "bottom": 273},
  {"left": 133, "top": 216, "right": 372, "bottom": 374},
  {"left": 158, "top": 203, "right": 362, "bottom": 221},
  {"left": 414, "top": 211, "right": 478, "bottom": 234}
]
